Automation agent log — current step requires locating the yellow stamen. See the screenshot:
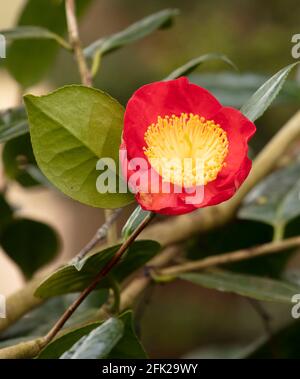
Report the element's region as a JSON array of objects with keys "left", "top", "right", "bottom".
[{"left": 143, "top": 113, "right": 229, "bottom": 187}]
